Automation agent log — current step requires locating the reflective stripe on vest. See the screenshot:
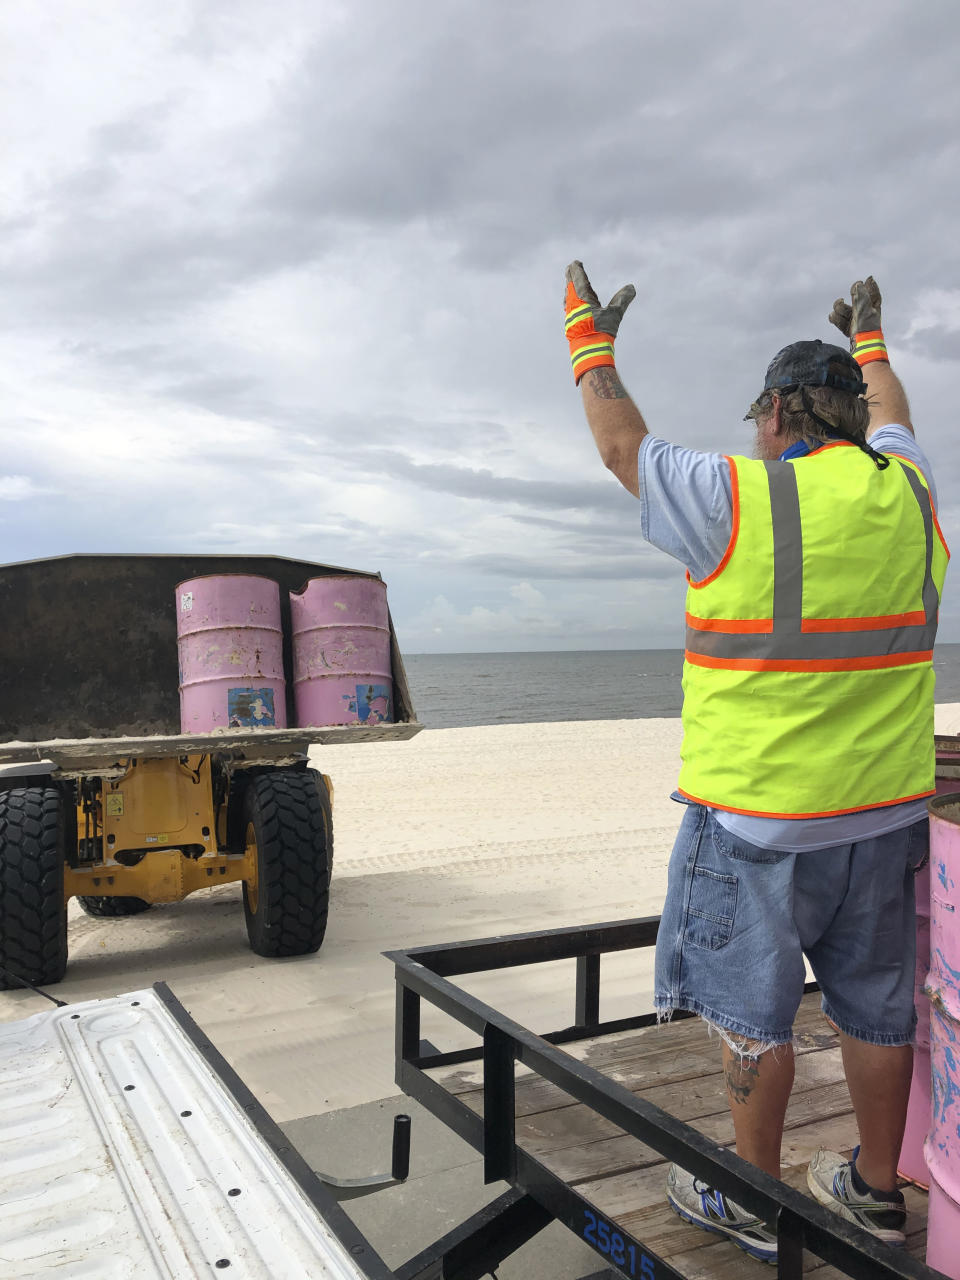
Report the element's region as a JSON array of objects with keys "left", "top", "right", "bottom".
[{"left": 685, "top": 459, "right": 938, "bottom": 668}]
